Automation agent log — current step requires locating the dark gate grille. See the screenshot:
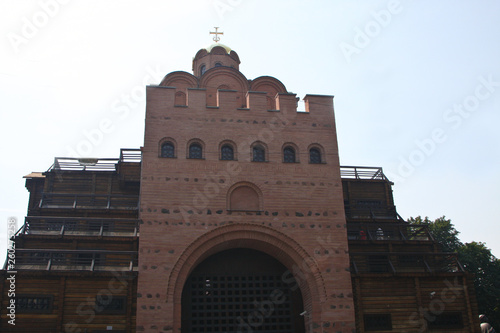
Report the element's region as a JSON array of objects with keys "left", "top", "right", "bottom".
[{"left": 189, "top": 274, "right": 293, "bottom": 332}]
